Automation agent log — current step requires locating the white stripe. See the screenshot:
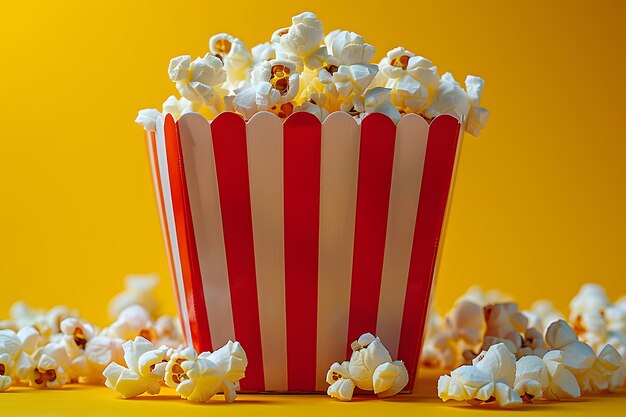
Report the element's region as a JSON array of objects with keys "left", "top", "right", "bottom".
[
  {"left": 146, "top": 132, "right": 178, "bottom": 314},
  {"left": 376, "top": 114, "right": 429, "bottom": 358},
  {"left": 155, "top": 117, "right": 193, "bottom": 344},
  {"left": 316, "top": 112, "right": 361, "bottom": 391},
  {"left": 177, "top": 113, "right": 236, "bottom": 349},
  {"left": 246, "top": 111, "right": 288, "bottom": 391}
]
